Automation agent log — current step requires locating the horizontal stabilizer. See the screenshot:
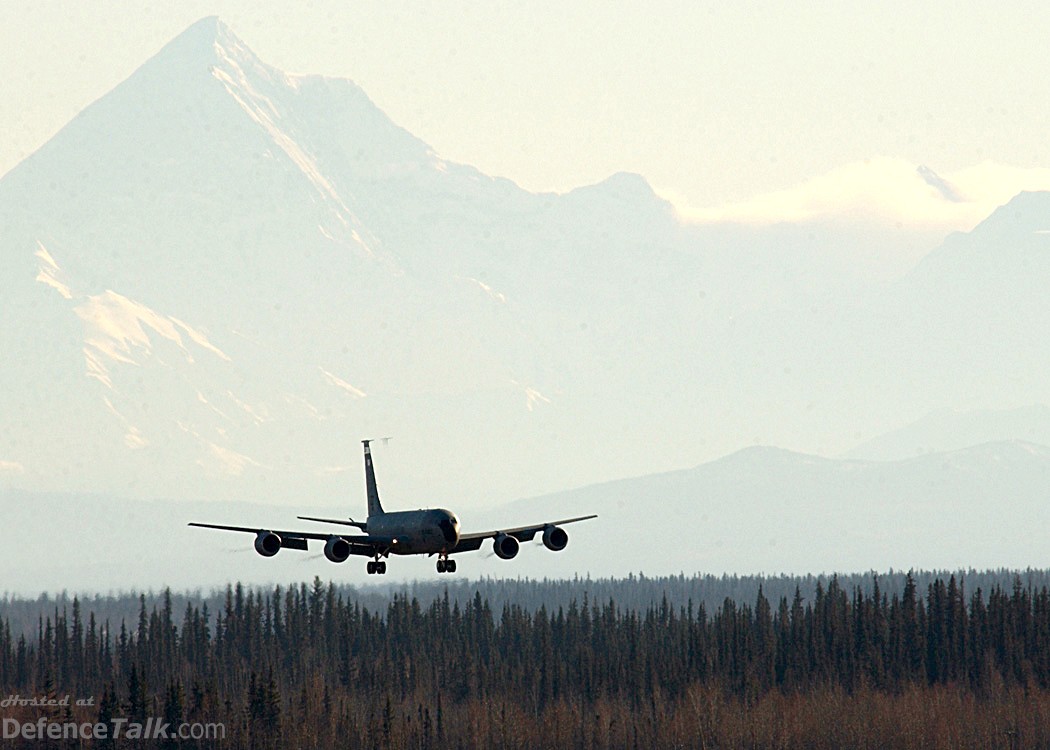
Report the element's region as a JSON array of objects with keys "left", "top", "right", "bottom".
[{"left": 298, "top": 516, "right": 367, "bottom": 530}]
